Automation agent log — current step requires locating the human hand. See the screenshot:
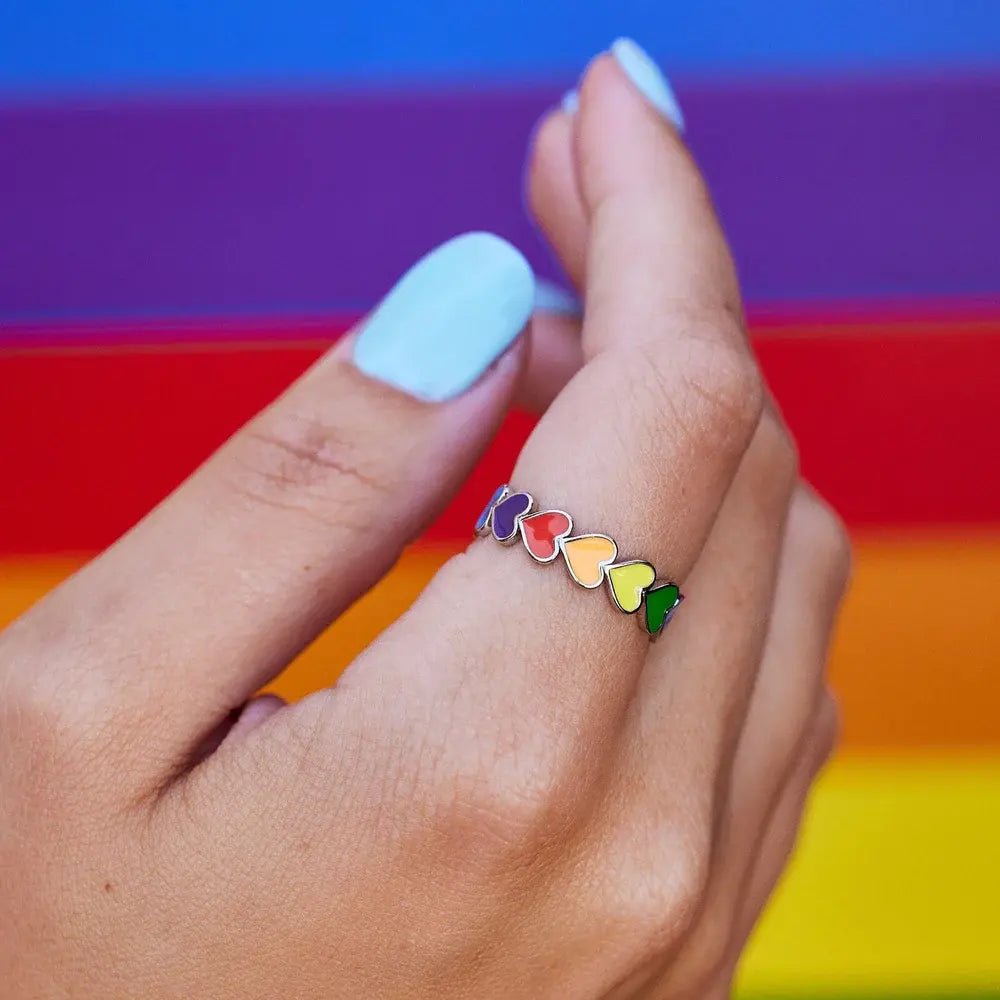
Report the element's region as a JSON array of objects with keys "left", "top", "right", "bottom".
[{"left": 0, "top": 44, "right": 848, "bottom": 999}]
